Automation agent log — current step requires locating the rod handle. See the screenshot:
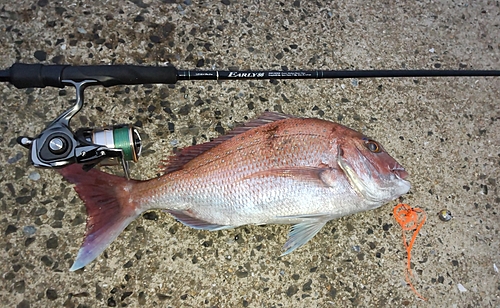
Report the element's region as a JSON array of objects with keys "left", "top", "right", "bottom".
[{"left": 7, "top": 63, "right": 178, "bottom": 88}]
